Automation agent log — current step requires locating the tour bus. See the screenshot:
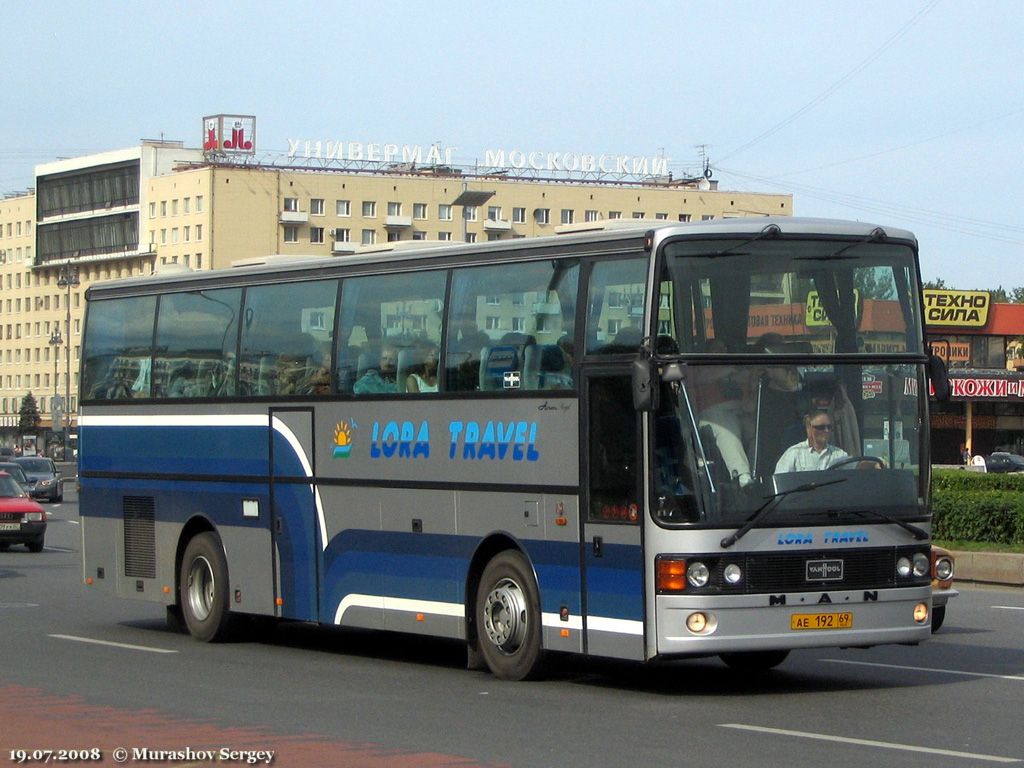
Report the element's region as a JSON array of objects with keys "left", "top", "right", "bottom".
[{"left": 78, "top": 218, "right": 947, "bottom": 679}]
